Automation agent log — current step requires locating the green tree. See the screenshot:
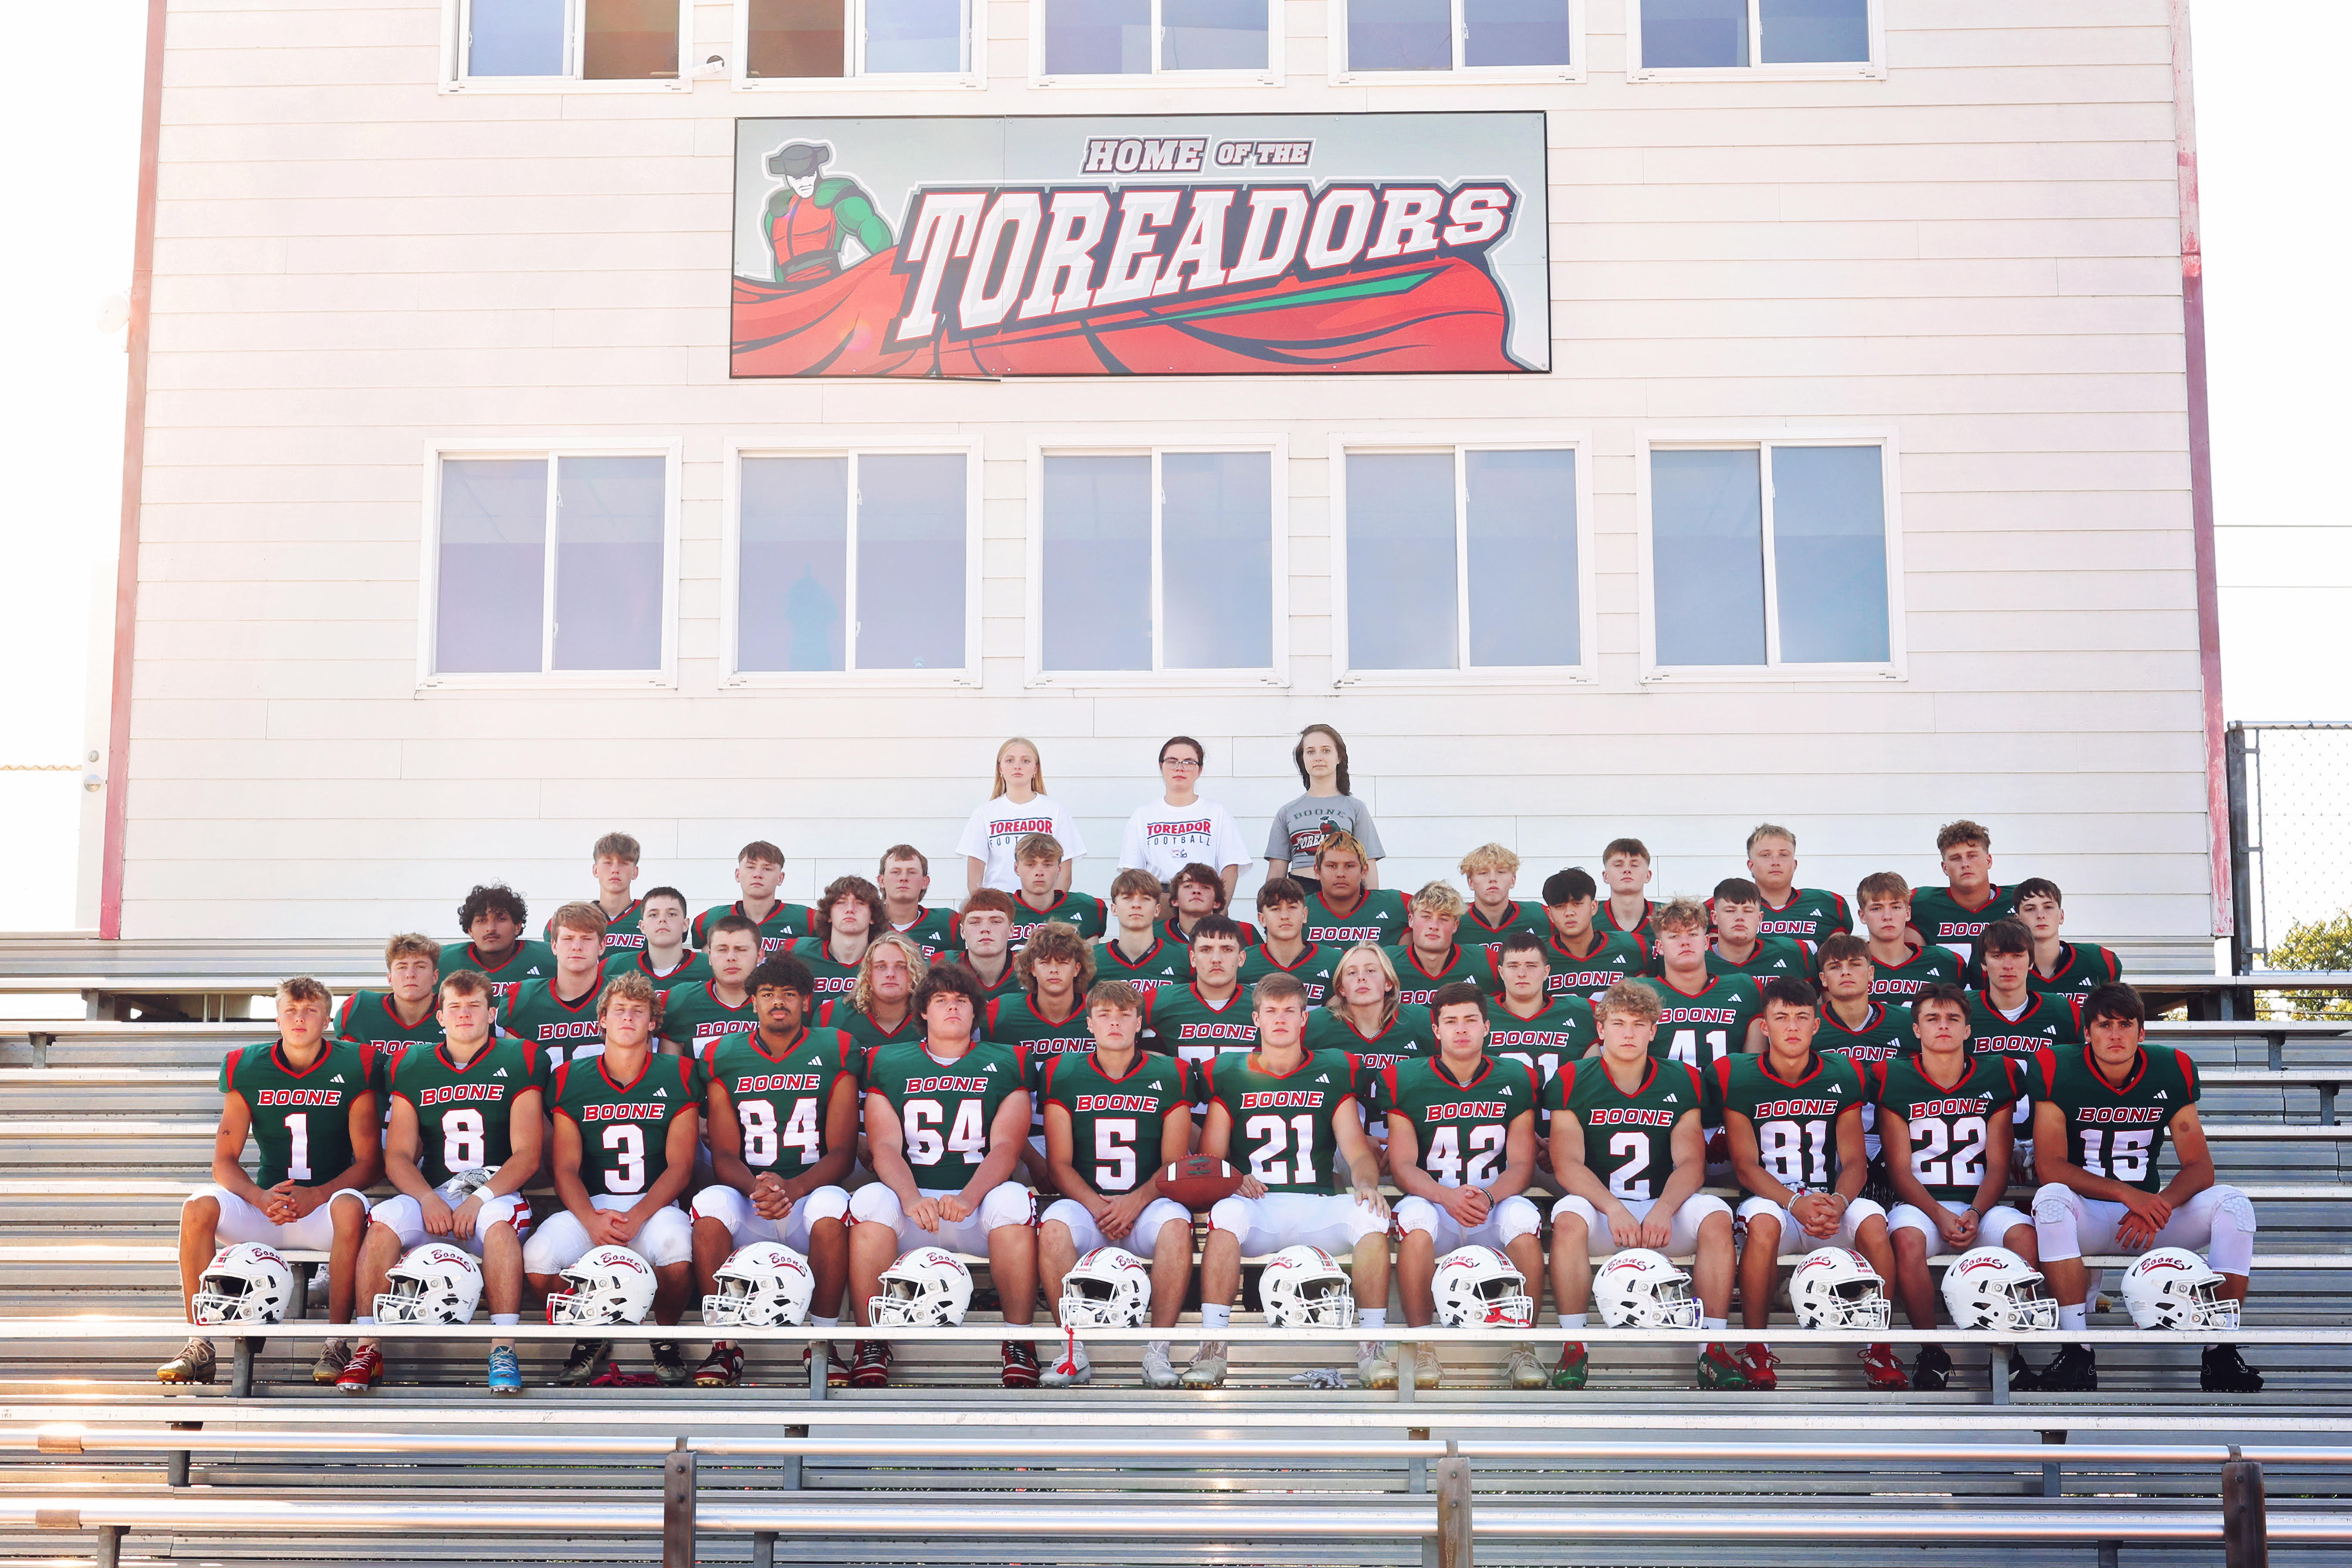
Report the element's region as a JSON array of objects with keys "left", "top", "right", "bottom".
[{"left": 2263, "top": 910, "right": 2352, "bottom": 1021}]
